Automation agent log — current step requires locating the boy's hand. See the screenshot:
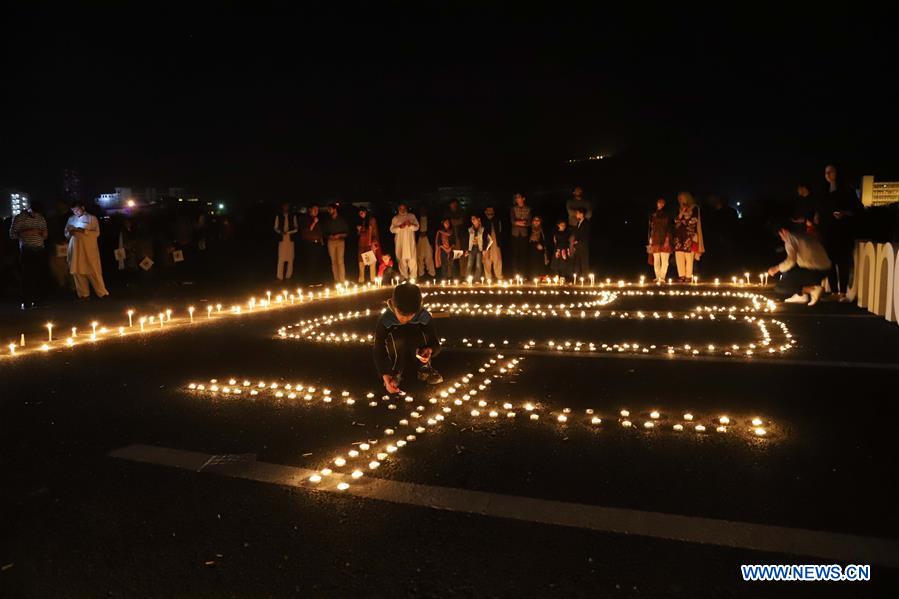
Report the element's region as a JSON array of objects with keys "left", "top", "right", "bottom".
[
  {"left": 416, "top": 347, "right": 433, "bottom": 363},
  {"left": 382, "top": 374, "right": 401, "bottom": 394}
]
